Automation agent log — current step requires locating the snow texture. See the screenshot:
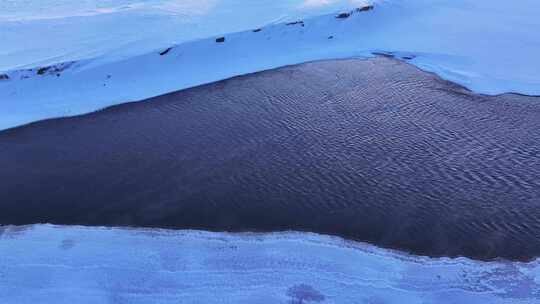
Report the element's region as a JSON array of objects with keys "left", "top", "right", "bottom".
[
  {"left": 0, "top": 0, "right": 369, "bottom": 71},
  {"left": 0, "top": 224, "right": 539, "bottom": 304},
  {"left": 0, "top": 0, "right": 539, "bottom": 130}
]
